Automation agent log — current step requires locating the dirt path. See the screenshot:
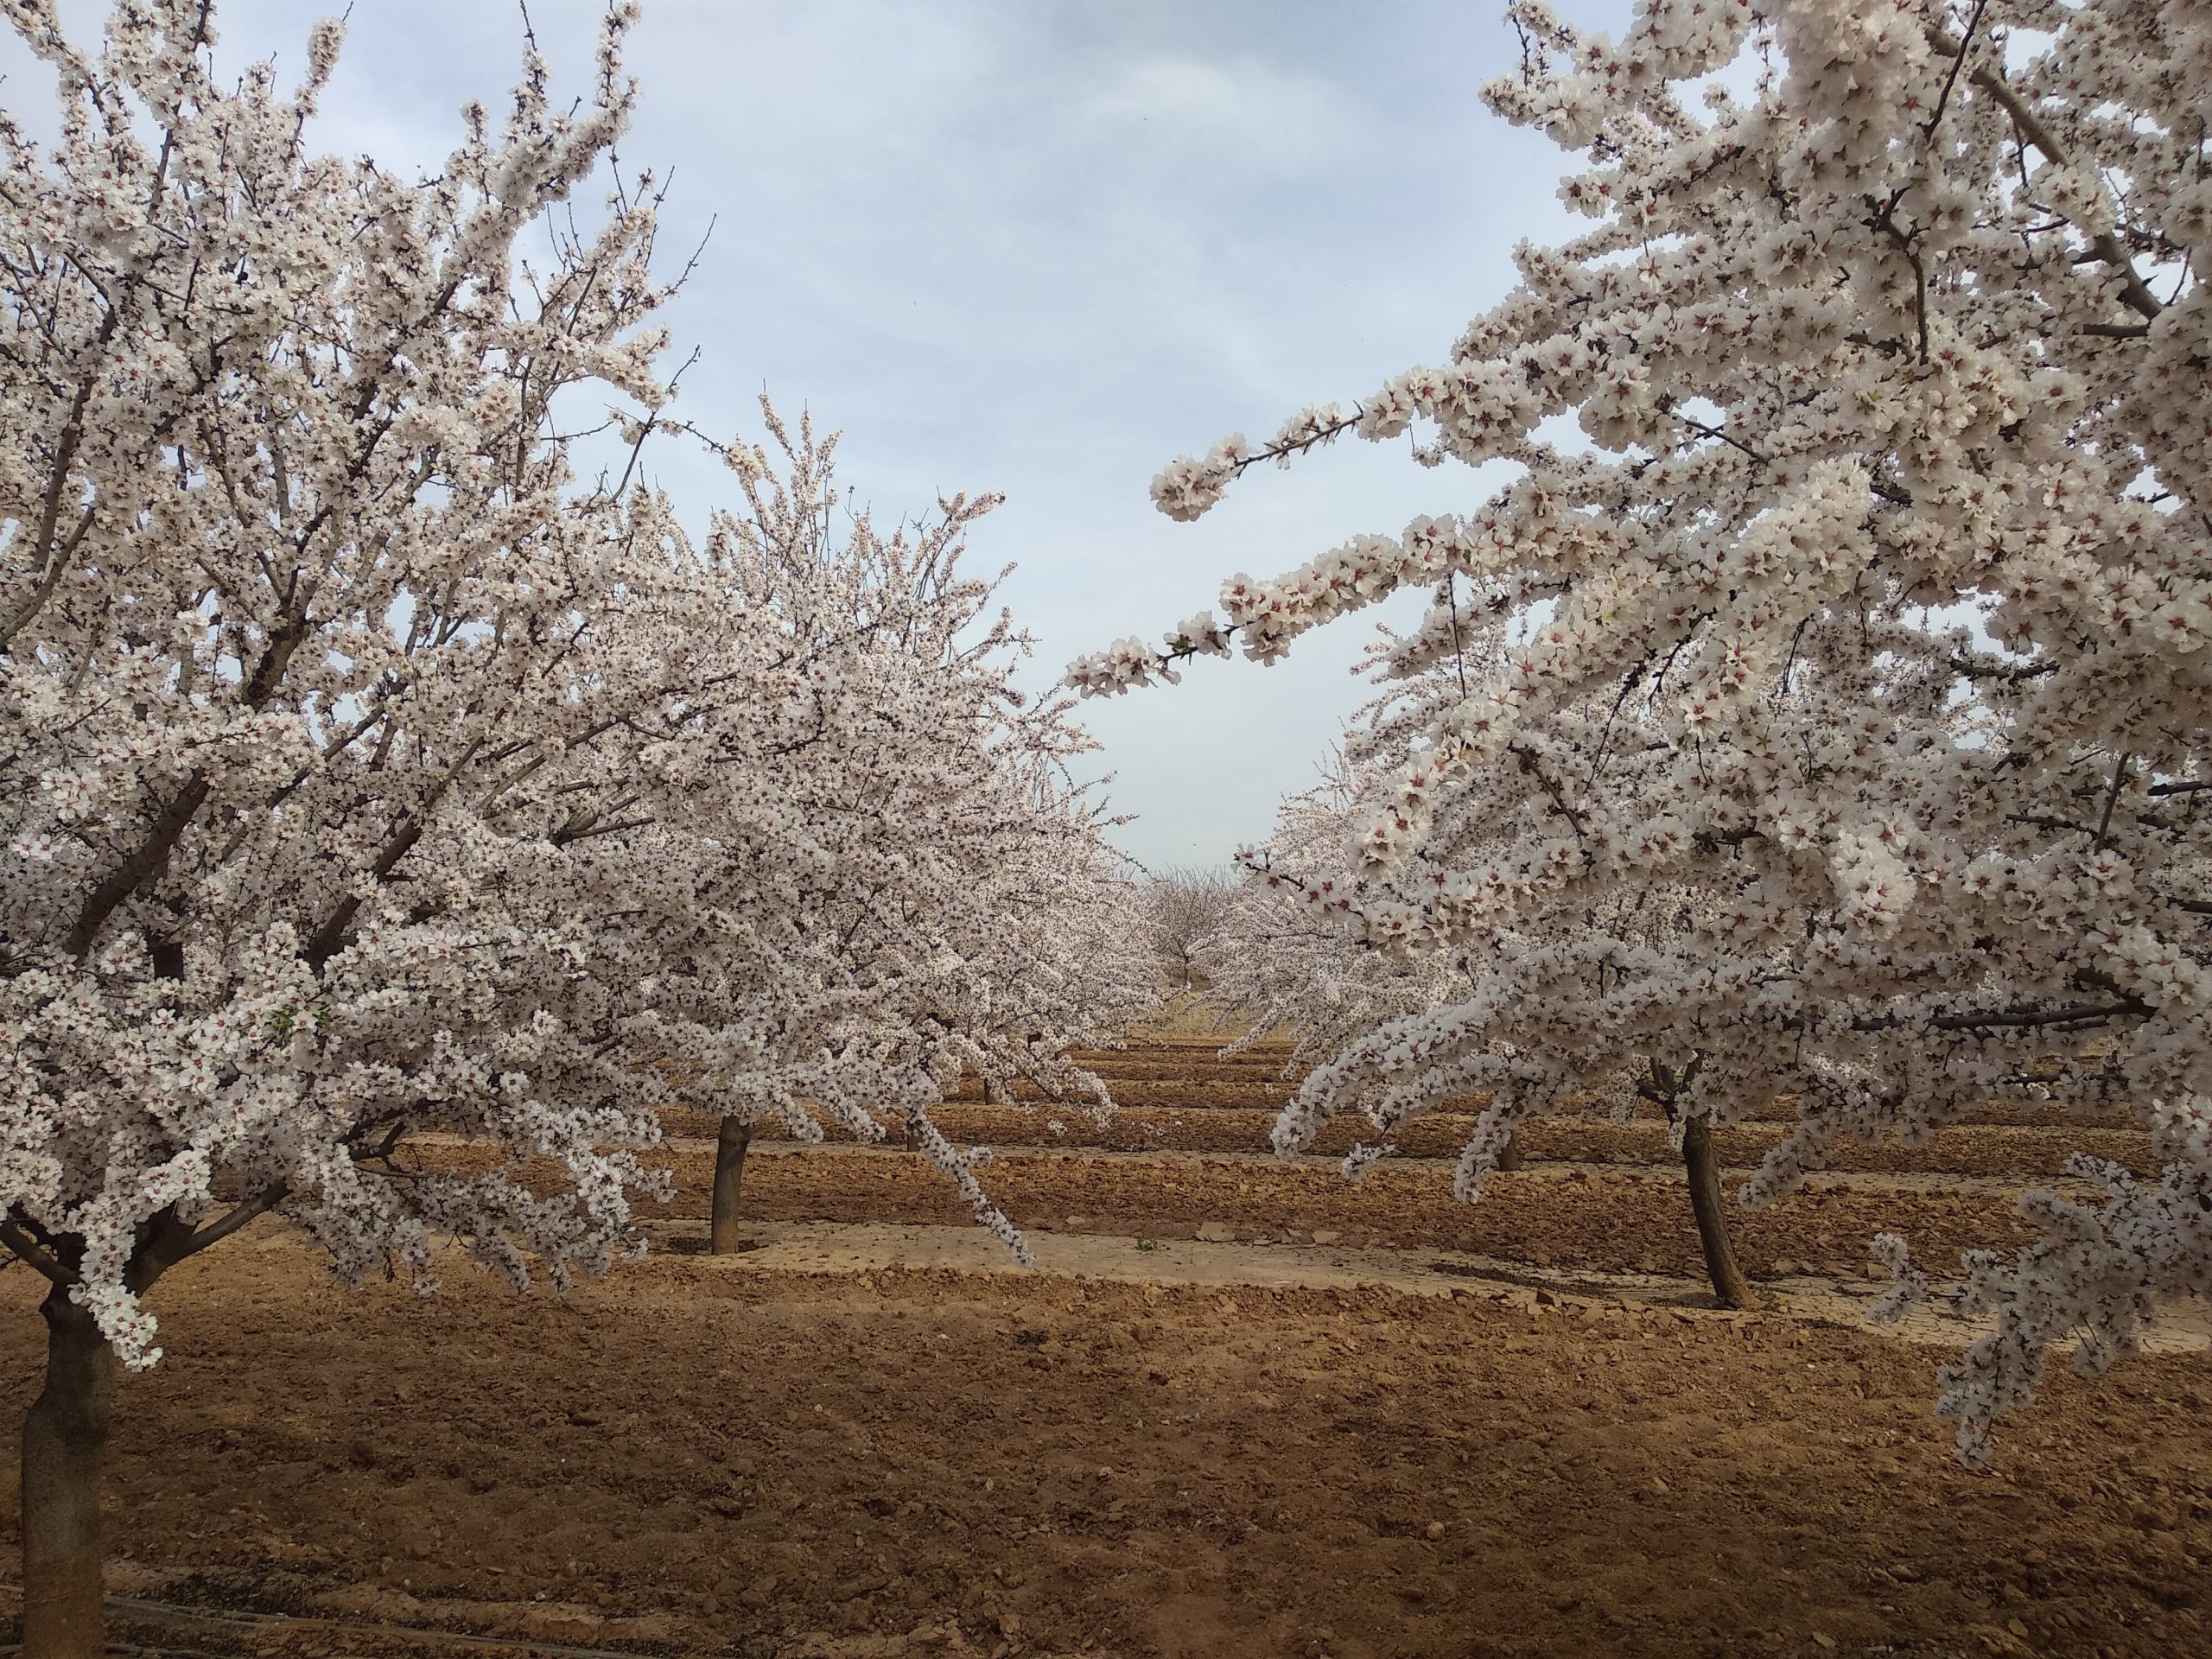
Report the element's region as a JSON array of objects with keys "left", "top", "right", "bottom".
[
  {"left": 2, "top": 1224, "right": 2207, "bottom": 1659},
  {"left": 411, "top": 1135, "right": 2069, "bottom": 1285},
  {"left": 648, "top": 1216, "right": 2212, "bottom": 1357},
  {"left": 16, "top": 1038, "right": 2205, "bottom": 1659}
]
